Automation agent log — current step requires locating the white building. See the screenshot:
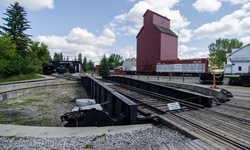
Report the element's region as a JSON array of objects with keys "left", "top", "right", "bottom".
[
  {"left": 224, "top": 44, "right": 250, "bottom": 74},
  {"left": 113, "top": 59, "right": 136, "bottom": 74}
]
